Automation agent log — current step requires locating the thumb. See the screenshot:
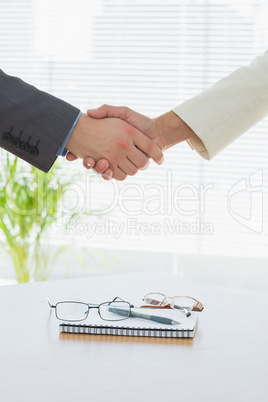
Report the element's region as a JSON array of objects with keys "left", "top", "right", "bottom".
[{"left": 87, "top": 104, "right": 128, "bottom": 119}]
